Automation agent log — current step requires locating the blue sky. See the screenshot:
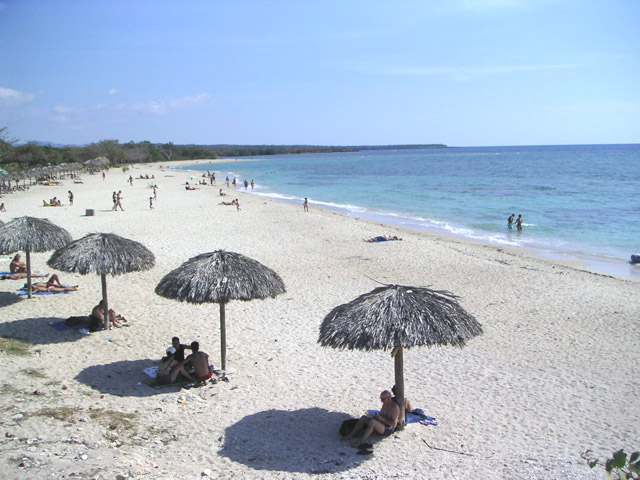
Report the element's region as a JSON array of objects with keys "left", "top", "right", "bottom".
[{"left": 1, "top": 0, "right": 638, "bottom": 147}]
